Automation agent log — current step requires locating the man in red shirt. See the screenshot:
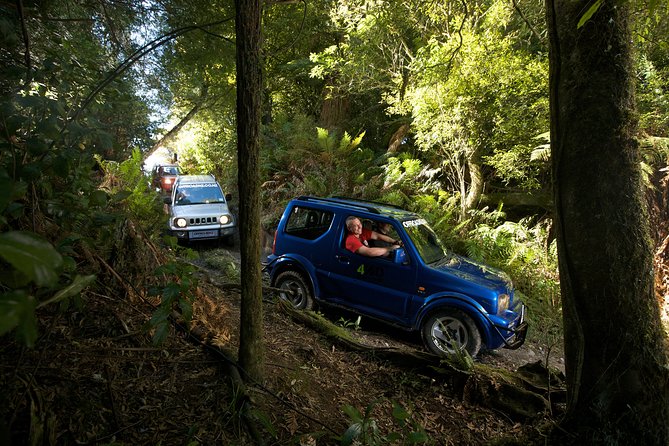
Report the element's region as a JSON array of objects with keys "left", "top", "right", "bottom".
[{"left": 344, "top": 216, "right": 402, "bottom": 257}]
